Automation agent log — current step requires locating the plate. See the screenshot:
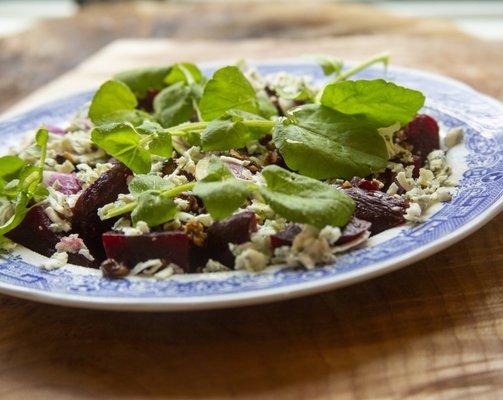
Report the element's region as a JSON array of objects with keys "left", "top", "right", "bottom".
[{"left": 0, "top": 60, "right": 501, "bottom": 311}]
